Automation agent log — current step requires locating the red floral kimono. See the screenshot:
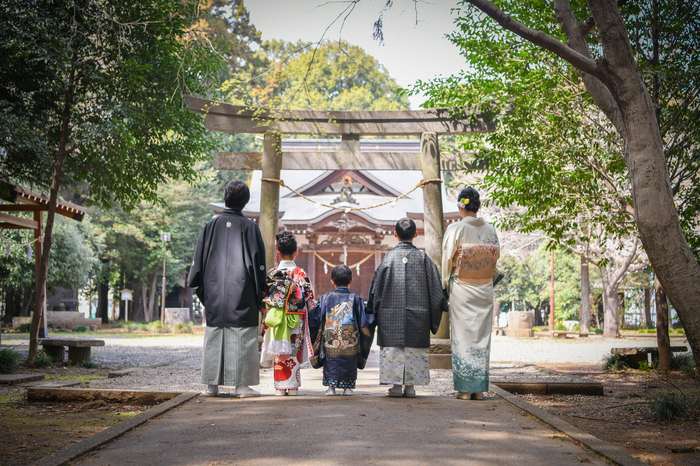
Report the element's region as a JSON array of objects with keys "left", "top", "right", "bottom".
[{"left": 260, "top": 260, "right": 316, "bottom": 390}]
